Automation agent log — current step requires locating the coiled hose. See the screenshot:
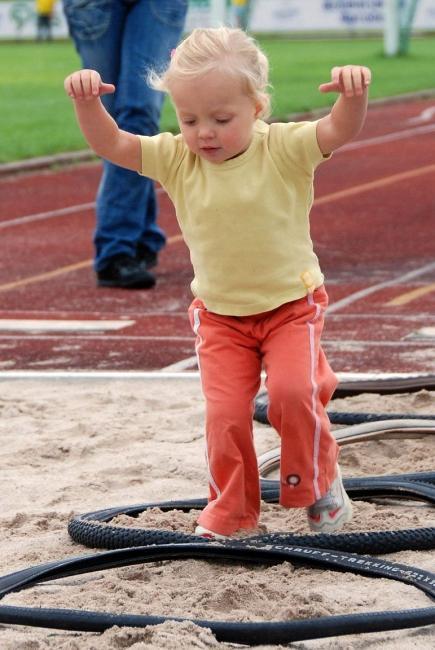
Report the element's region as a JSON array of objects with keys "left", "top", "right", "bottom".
[{"left": 0, "top": 541, "right": 434, "bottom": 643}]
